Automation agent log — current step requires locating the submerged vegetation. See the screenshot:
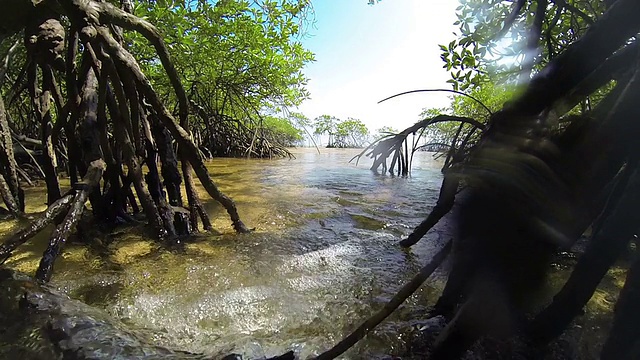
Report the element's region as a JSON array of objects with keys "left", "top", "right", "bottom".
[{"left": 0, "top": 0, "right": 639, "bottom": 359}]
